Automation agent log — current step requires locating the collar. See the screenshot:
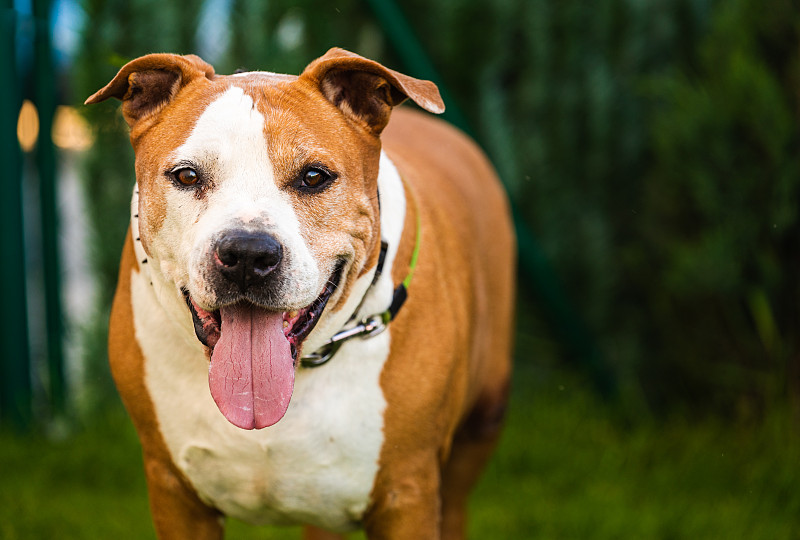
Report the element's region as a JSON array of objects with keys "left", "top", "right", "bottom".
[{"left": 300, "top": 198, "right": 421, "bottom": 368}]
